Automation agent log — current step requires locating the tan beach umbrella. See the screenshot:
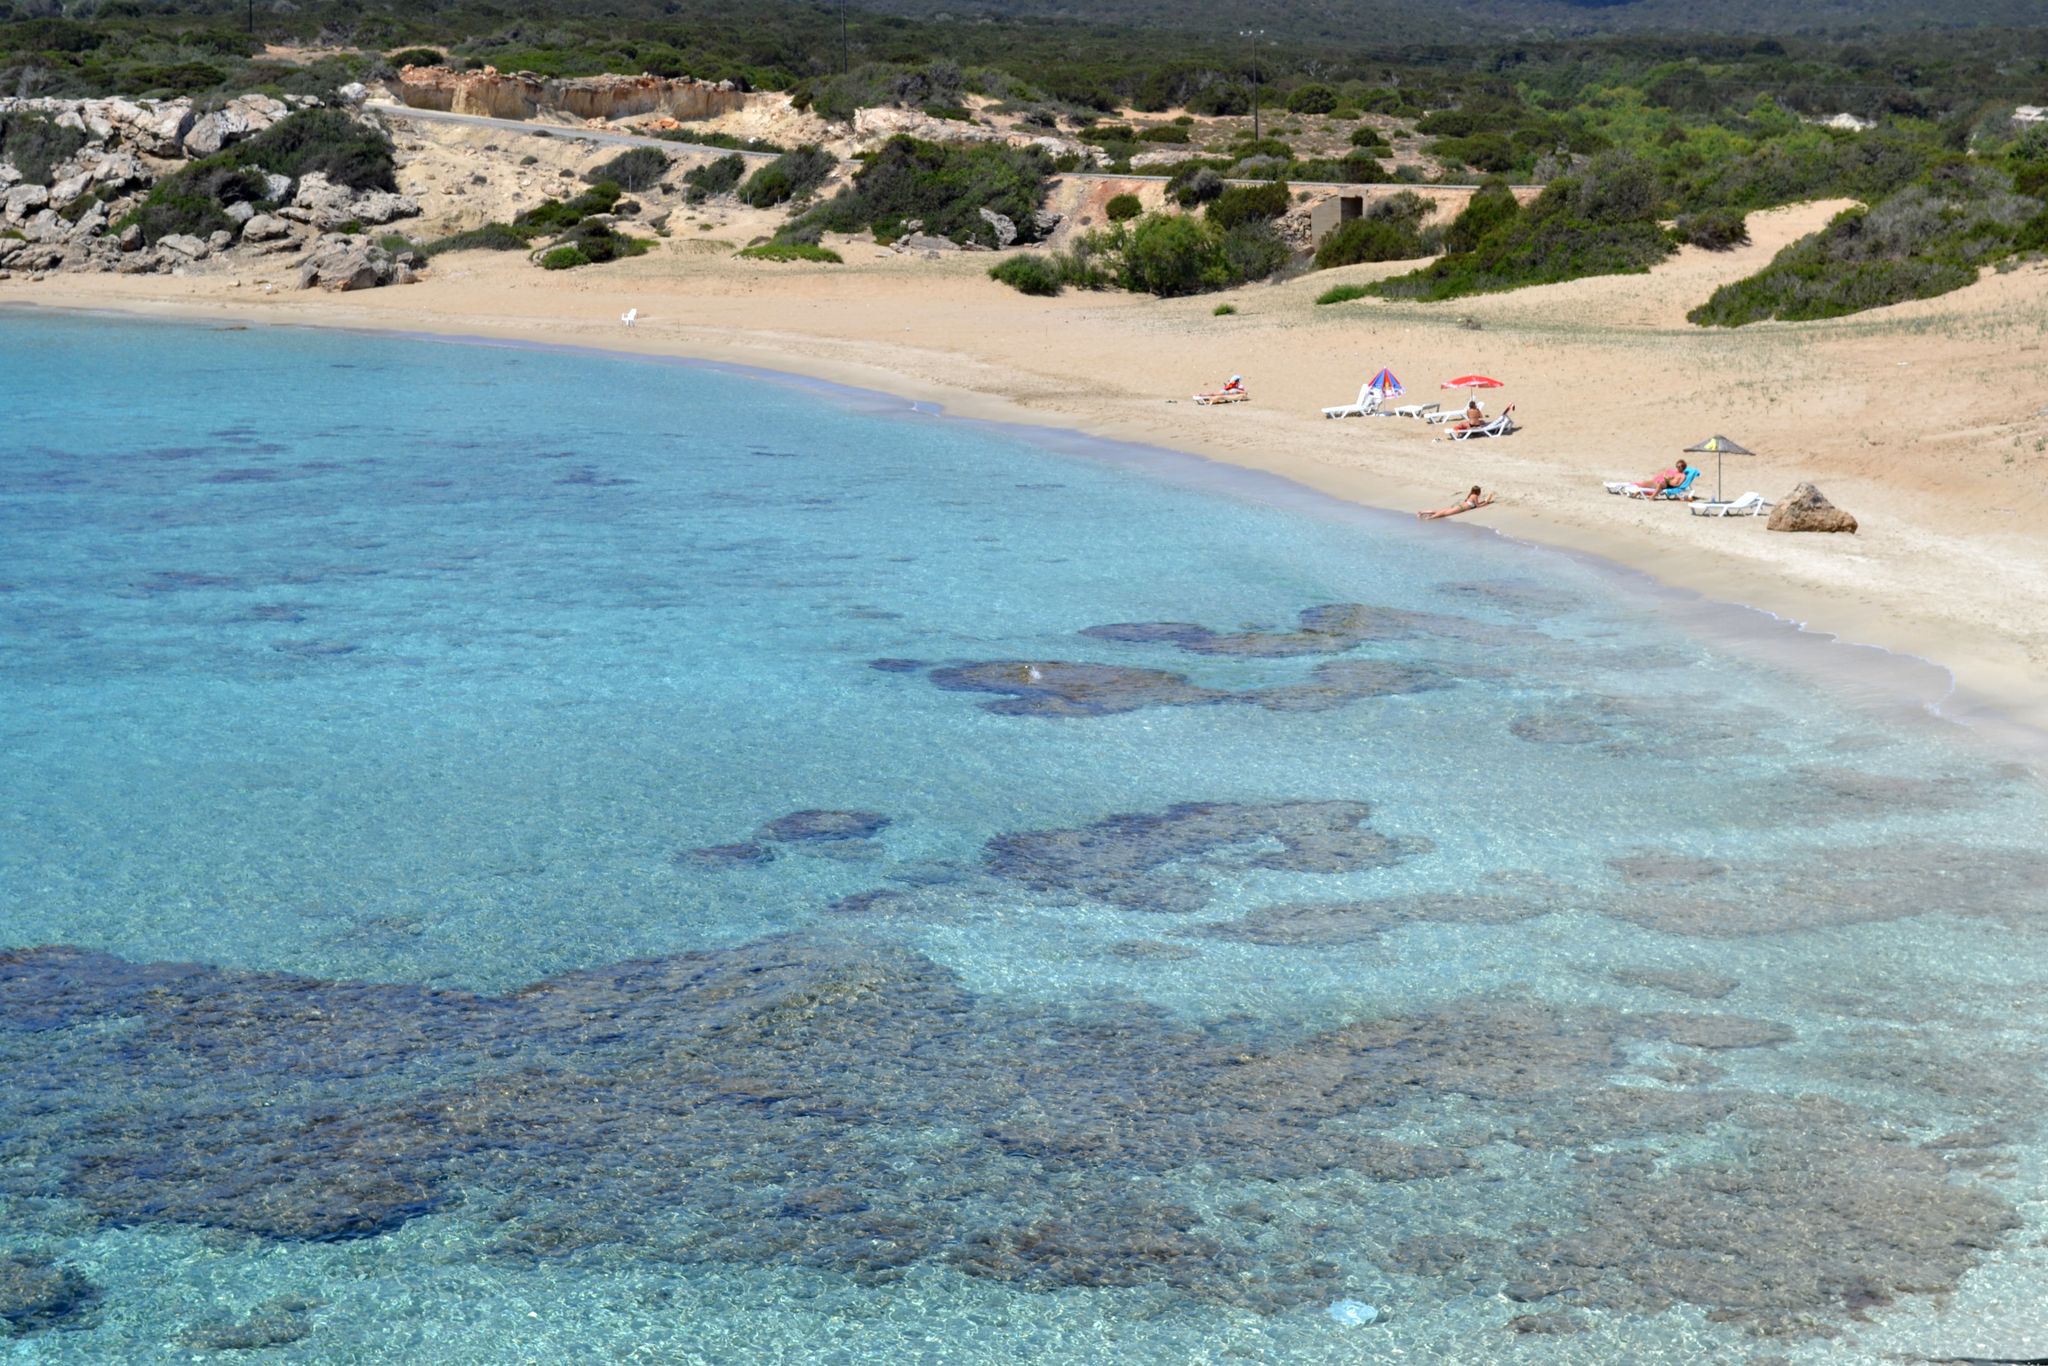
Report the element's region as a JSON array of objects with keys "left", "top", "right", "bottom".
[{"left": 1685, "top": 434, "right": 1755, "bottom": 503}]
